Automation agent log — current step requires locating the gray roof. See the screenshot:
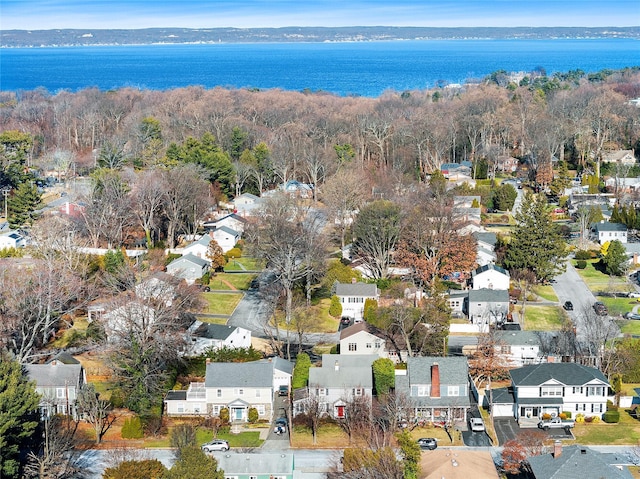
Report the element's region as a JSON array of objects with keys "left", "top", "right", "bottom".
[
  {"left": 472, "top": 264, "right": 509, "bottom": 277},
  {"left": 491, "top": 387, "right": 515, "bottom": 404},
  {"left": 169, "top": 253, "right": 209, "bottom": 268},
  {"left": 473, "top": 231, "right": 498, "bottom": 246},
  {"left": 320, "top": 354, "right": 378, "bottom": 369},
  {"left": 510, "top": 363, "right": 609, "bottom": 387},
  {"left": 25, "top": 362, "right": 83, "bottom": 388},
  {"left": 335, "top": 282, "right": 378, "bottom": 297},
  {"left": 405, "top": 356, "right": 469, "bottom": 385},
  {"left": 189, "top": 234, "right": 213, "bottom": 247},
  {"left": 594, "top": 221, "right": 627, "bottom": 233},
  {"left": 214, "top": 225, "right": 240, "bottom": 237},
  {"left": 469, "top": 288, "right": 510, "bottom": 302},
  {"left": 528, "top": 445, "right": 633, "bottom": 479},
  {"left": 495, "top": 330, "right": 542, "bottom": 346},
  {"left": 308, "top": 365, "right": 373, "bottom": 389},
  {"left": 205, "top": 361, "right": 274, "bottom": 388},
  {"left": 214, "top": 453, "right": 294, "bottom": 475},
  {"left": 194, "top": 323, "right": 235, "bottom": 340},
  {"left": 395, "top": 372, "right": 471, "bottom": 408},
  {"left": 257, "top": 356, "right": 294, "bottom": 376}
]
